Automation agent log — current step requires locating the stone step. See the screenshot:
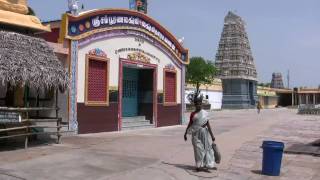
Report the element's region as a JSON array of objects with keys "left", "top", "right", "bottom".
[
  {"left": 121, "top": 116, "right": 154, "bottom": 131},
  {"left": 122, "top": 116, "right": 146, "bottom": 123},
  {"left": 122, "top": 120, "right": 151, "bottom": 127},
  {"left": 122, "top": 118, "right": 150, "bottom": 123},
  {"left": 122, "top": 123, "right": 155, "bottom": 131}
]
